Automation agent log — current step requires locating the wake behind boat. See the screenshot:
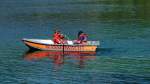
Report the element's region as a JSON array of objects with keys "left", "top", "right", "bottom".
[{"left": 22, "top": 38, "right": 100, "bottom": 51}]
